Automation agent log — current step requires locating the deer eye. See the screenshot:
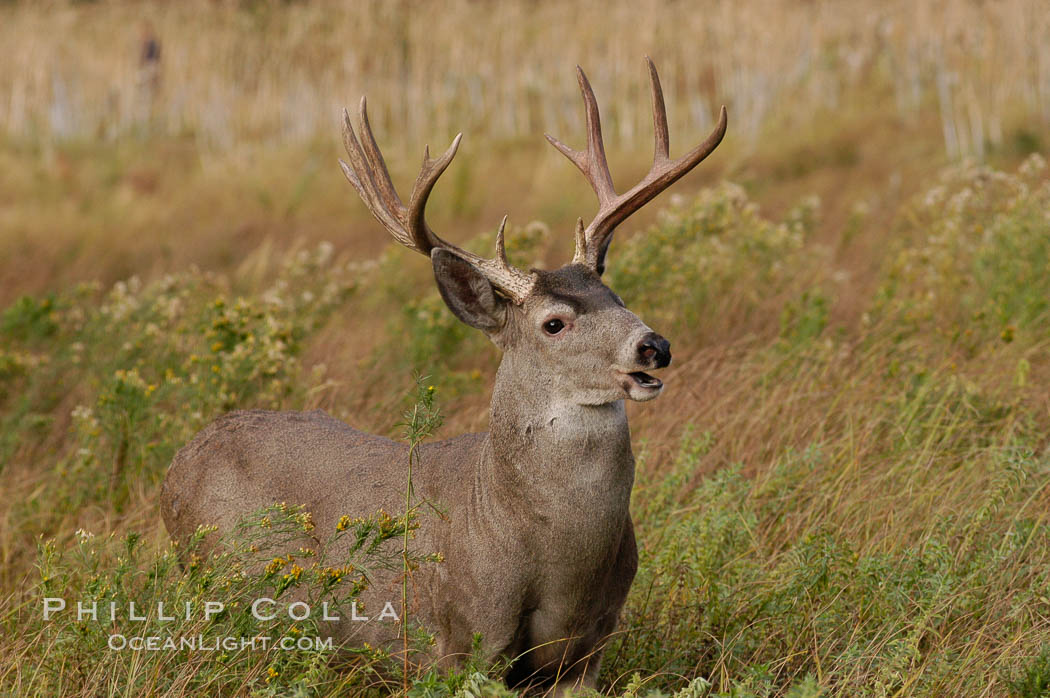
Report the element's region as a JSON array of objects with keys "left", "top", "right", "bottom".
[{"left": 542, "top": 318, "right": 566, "bottom": 335}]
